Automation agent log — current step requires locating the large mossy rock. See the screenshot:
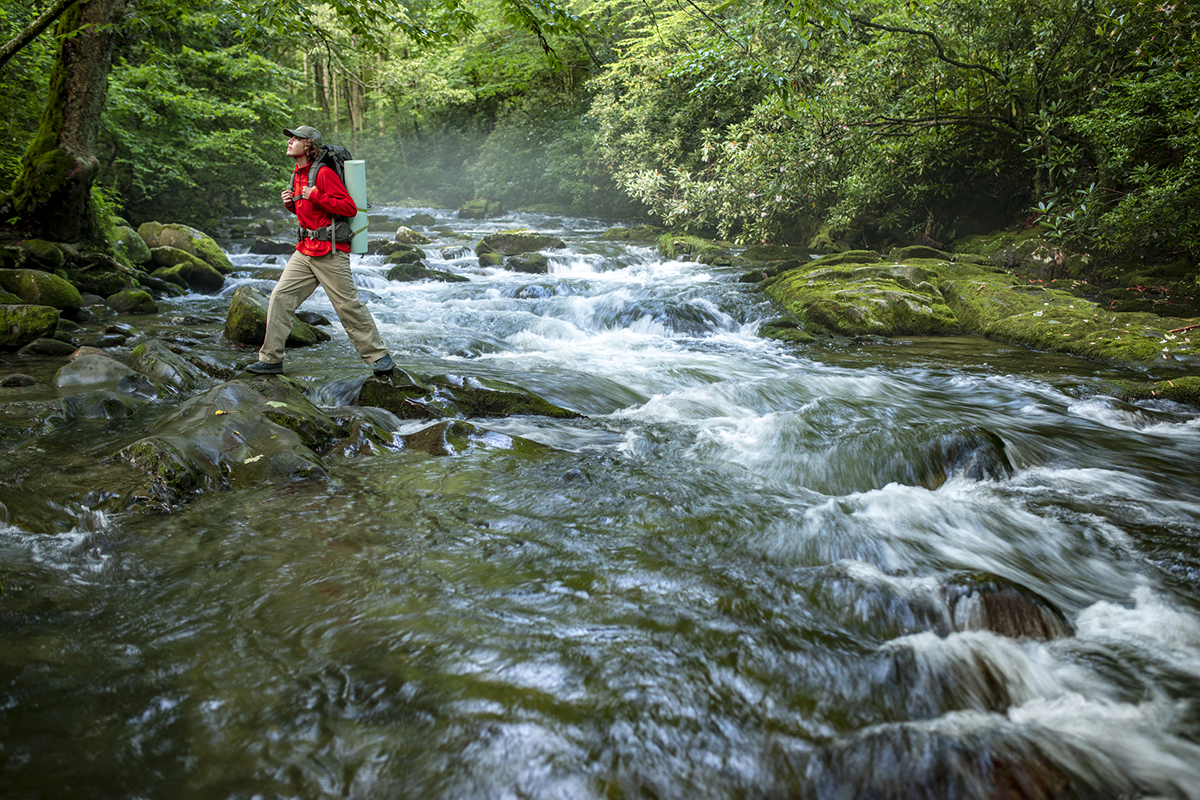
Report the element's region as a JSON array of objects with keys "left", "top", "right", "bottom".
[
  {"left": 137, "top": 222, "right": 233, "bottom": 275},
  {"left": 149, "top": 246, "right": 225, "bottom": 293},
  {"left": 458, "top": 199, "right": 502, "bottom": 220},
  {"left": 16, "top": 239, "right": 66, "bottom": 271},
  {"left": 223, "top": 284, "right": 331, "bottom": 348},
  {"left": 112, "top": 225, "right": 152, "bottom": 267},
  {"left": 475, "top": 230, "right": 566, "bottom": 257},
  {"left": 106, "top": 289, "right": 158, "bottom": 315},
  {"left": 0, "top": 269, "right": 83, "bottom": 317},
  {"left": 395, "top": 226, "right": 432, "bottom": 245},
  {"left": 0, "top": 304, "right": 59, "bottom": 349},
  {"left": 128, "top": 340, "right": 213, "bottom": 392},
  {"left": 599, "top": 225, "right": 664, "bottom": 241},
  {"left": 386, "top": 263, "right": 469, "bottom": 283},
  {"left": 357, "top": 370, "right": 582, "bottom": 420},
  {"left": 766, "top": 260, "right": 960, "bottom": 338}
]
